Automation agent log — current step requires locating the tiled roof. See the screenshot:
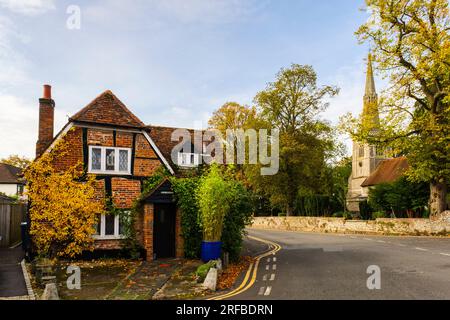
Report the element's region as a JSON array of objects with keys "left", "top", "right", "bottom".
[
  {"left": 70, "top": 90, "right": 145, "bottom": 128},
  {"left": 361, "top": 157, "right": 408, "bottom": 187},
  {"left": 0, "top": 163, "right": 23, "bottom": 184},
  {"left": 147, "top": 125, "right": 205, "bottom": 169}
]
